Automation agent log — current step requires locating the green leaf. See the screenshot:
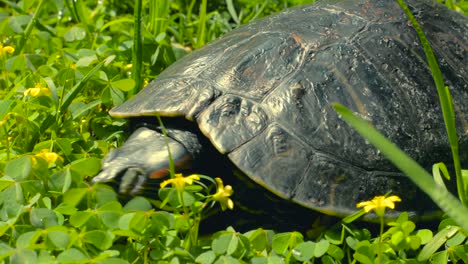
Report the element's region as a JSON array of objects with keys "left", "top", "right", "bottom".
[
  {"left": 37, "top": 65, "right": 58, "bottom": 77},
  {"left": 111, "top": 79, "right": 136, "bottom": 92},
  {"left": 49, "top": 169, "right": 72, "bottom": 193},
  {"left": 76, "top": 55, "right": 98, "bottom": 67},
  {"left": 69, "top": 157, "right": 101, "bottom": 178},
  {"left": 195, "top": 251, "right": 216, "bottom": 264},
  {"left": 98, "top": 212, "right": 121, "bottom": 230},
  {"left": 0, "top": 100, "right": 15, "bottom": 114},
  {"left": 0, "top": 242, "right": 15, "bottom": 259},
  {"left": 391, "top": 231, "right": 405, "bottom": 247},
  {"left": 98, "top": 201, "right": 123, "bottom": 213},
  {"left": 266, "top": 256, "right": 283, "bottom": 264},
  {"left": 327, "top": 244, "right": 345, "bottom": 261},
  {"left": 149, "top": 211, "right": 173, "bottom": 235},
  {"left": 321, "top": 255, "right": 338, "bottom": 264},
  {"left": 453, "top": 245, "right": 468, "bottom": 263},
  {"left": 292, "top": 241, "right": 315, "bottom": 261},
  {"left": 354, "top": 241, "right": 375, "bottom": 264},
  {"left": 48, "top": 231, "right": 70, "bottom": 249},
  {"left": 69, "top": 100, "right": 100, "bottom": 120},
  {"left": 429, "top": 250, "right": 448, "bottom": 264},
  {"left": 54, "top": 203, "right": 78, "bottom": 215},
  {"left": 401, "top": 221, "right": 416, "bottom": 235},
  {"left": 5, "top": 156, "right": 32, "bottom": 180},
  {"left": 272, "top": 232, "right": 304, "bottom": 255},
  {"left": 83, "top": 230, "right": 114, "bottom": 250},
  {"left": 446, "top": 231, "right": 466, "bottom": 247},
  {"left": 94, "top": 185, "right": 118, "bottom": 206},
  {"left": 16, "top": 230, "right": 41, "bottom": 249},
  {"left": 30, "top": 208, "right": 58, "bottom": 228},
  {"left": 123, "top": 196, "right": 152, "bottom": 212},
  {"left": 408, "top": 235, "right": 422, "bottom": 250},
  {"left": 323, "top": 227, "right": 344, "bottom": 245},
  {"left": 416, "top": 229, "right": 433, "bottom": 244},
  {"left": 418, "top": 225, "right": 459, "bottom": 261},
  {"left": 70, "top": 211, "right": 94, "bottom": 227},
  {"left": 213, "top": 255, "right": 240, "bottom": 264},
  {"left": 57, "top": 248, "right": 88, "bottom": 262},
  {"left": 212, "top": 233, "right": 237, "bottom": 255},
  {"left": 314, "top": 239, "right": 329, "bottom": 257},
  {"left": 353, "top": 253, "right": 373, "bottom": 264},
  {"left": 0, "top": 222, "right": 11, "bottom": 237},
  {"left": 8, "top": 15, "right": 31, "bottom": 33},
  {"left": 38, "top": 250, "right": 54, "bottom": 263},
  {"left": 10, "top": 249, "right": 37, "bottom": 264},
  {"left": 97, "top": 258, "right": 130, "bottom": 264},
  {"left": 247, "top": 228, "right": 269, "bottom": 252},
  {"left": 62, "top": 188, "right": 87, "bottom": 207},
  {"left": 64, "top": 27, "right": 86, "bottom": 42},
  {"left": 97, "top": 202, "right": 123, "bottom": 230},
  {"left": 128, "top": 211, "right": 149, "bottom": 234},
  {"left": 118, "top": 213, "right": 135, "bottom": 230},
  {"left": 0, "top": 179, "right": 15, "bottom": 192}
]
